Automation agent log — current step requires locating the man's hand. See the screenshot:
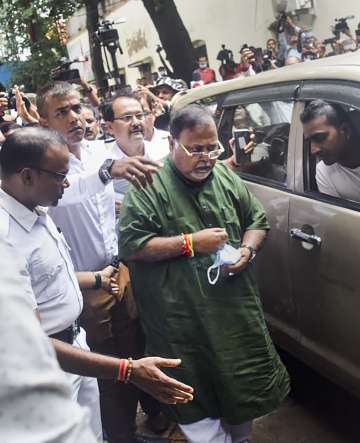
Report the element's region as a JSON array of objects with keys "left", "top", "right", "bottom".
[
  {"left": 223, "top": 131, "right": 255, "bottom": 170},
  {"left": 223, "top": 247, "right": 252, "bottom": 275},
  {"left": 240, "top": 48, "right": 255, "bottom": 67},
  {"left": 99, "top": 265, "right": 119, "bottom": 294},
  {"left": 113, "top": 263, "right": 130, "bottom": 302},
  {"left": 110, "top": 157, "right": 163, "bottom": 189},
  {"left": 14, "top": 86, "right": 40, "bottom": 124},
  {"left": 131, "top": 357, "right": 194, "bottom": 404},
  {"left": 192, "top": 228, "right": 229, "bottom": 254},
  {"left": 0, "top": 92, "right": 8, "bottom": 113}
]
